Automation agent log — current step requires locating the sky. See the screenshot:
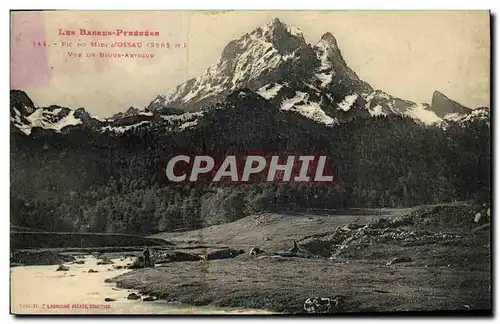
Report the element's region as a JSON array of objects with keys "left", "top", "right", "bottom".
[{"left": 11, "top": 10, "right": 490, "bottom": 117}]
